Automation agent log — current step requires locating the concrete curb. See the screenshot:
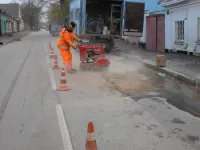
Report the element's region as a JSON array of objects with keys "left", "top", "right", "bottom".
[
  {"left": 0, "top": 32, "right": 31, "bottom": 47},
  {"left": 120, "top": 52, "right": 199, "bottom": 85}
]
